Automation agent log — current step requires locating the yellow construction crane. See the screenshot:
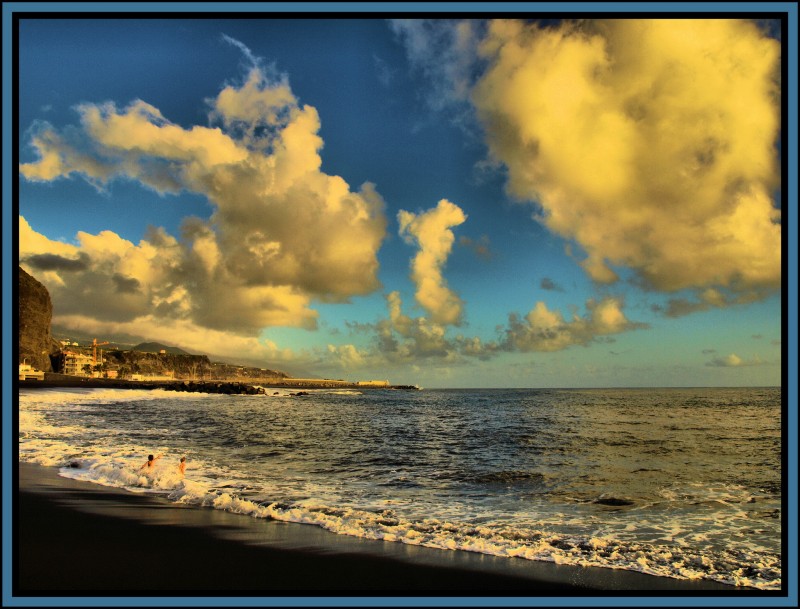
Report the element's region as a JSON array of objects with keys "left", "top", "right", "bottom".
[{"left": 91, "top": 338, "right": 110, "bottom": 364}]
